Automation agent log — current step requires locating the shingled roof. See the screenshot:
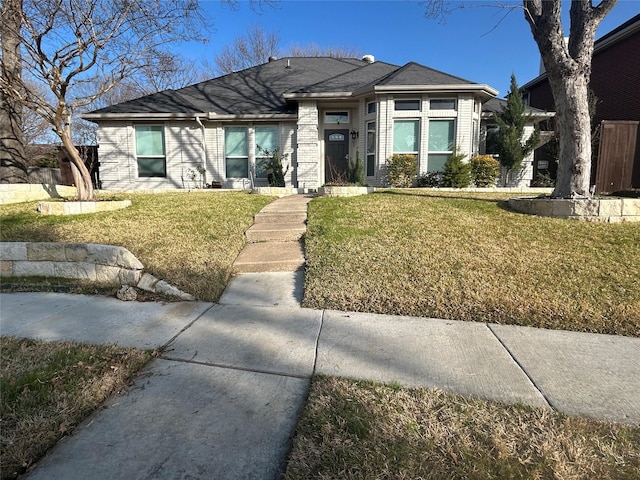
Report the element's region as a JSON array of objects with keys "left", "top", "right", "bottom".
[{"left": 85, "top": 57, "right": 497, "bottom": 119}]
